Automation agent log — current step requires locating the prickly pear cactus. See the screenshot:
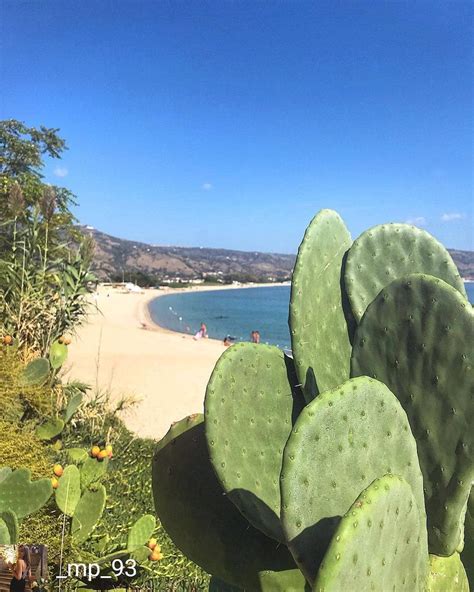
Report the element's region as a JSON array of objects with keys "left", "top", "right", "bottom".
[
  {"left": 313, "top": 475, "right": 428, "bottom": 592},
  {"left": 55, "top": 464, "right": 81, "bottom": 516},
  {"left": 127, "top": 514, "right": 155, "bottom": 551},
  {"left": 64, "top": 392, "right": 83, "bottom": 423},
  {"left": 0, "top": 468, "right": 52, "bottom": 518},
  {"left": 81, "top": 456, "right": 109, "bottom": 488},
  {"left": 71, "top": 485, "right": 106, "bottom": 544},
  {"left": 427, "top": 553, "right": 469, "bottom": 591},
  {"left": 0, "top": 510, "right": 18, "bottom": 544},
  {"left": 20, "top": 357, "right": 50, "bottom": 386},
  {"left": 205, "top": 343, "right": 304, "bottom": 542},
  {"left": 49, "top": 340, "right": 68, "bottom": 369},
  {"left": 152, "top": 414, "right": 306, "bottom": 591},
  {"left": 351, "top": 273, "right": 473, "bottom": 555},
  {"left": 289, "top": 209, "right": 354, "bottom": 401},
  {"left": 280, "top": 376, "right": 426, "bottom": 583},
  {"left": 36, "top": 417, "right": 65, "bottom": 440},
  {"left": 344, "top": 223, "right": 467, "bottom": 322}
]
